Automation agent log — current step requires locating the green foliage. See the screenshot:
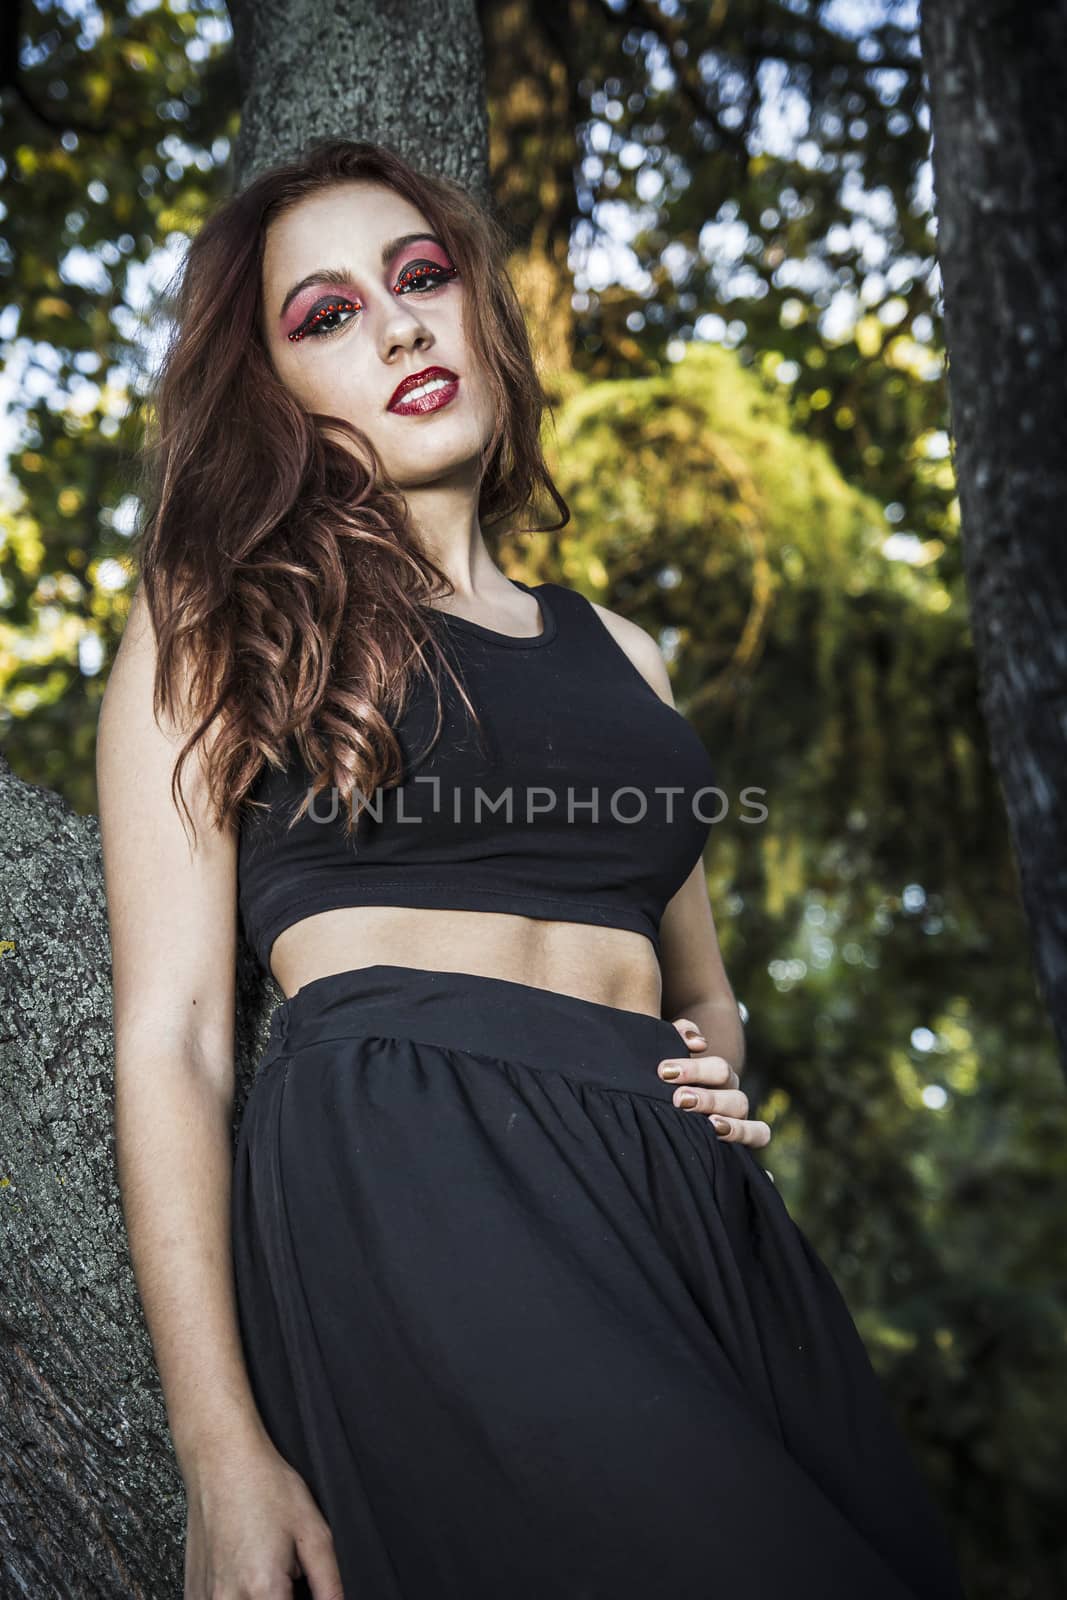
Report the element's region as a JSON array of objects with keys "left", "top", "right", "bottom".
[{"left": 0, "top": 0, "right": 237, "bottom": 809}]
